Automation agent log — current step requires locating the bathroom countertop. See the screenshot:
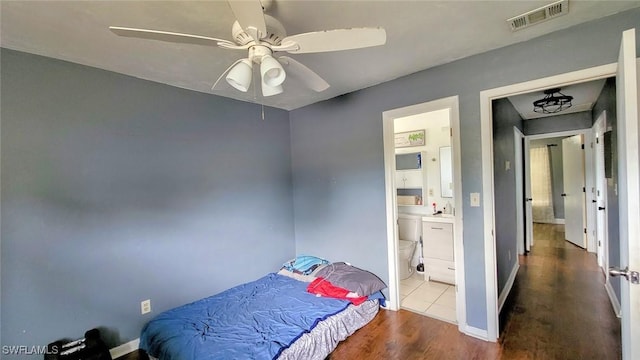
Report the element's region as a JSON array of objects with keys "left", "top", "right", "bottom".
[{"left": 421, "top": 214, "right": 455, "bottom": 223}]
